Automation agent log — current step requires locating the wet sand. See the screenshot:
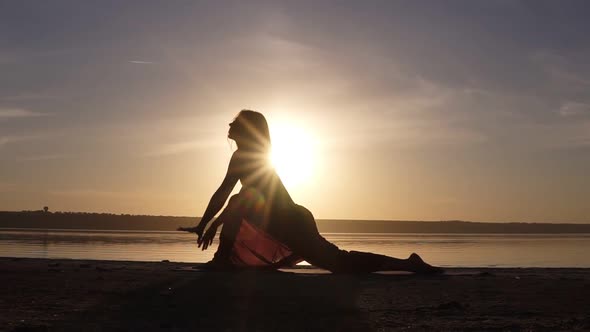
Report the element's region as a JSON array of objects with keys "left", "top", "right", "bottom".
[{"left": 1, "top": 258, "right": 590, "bottom": 331}]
